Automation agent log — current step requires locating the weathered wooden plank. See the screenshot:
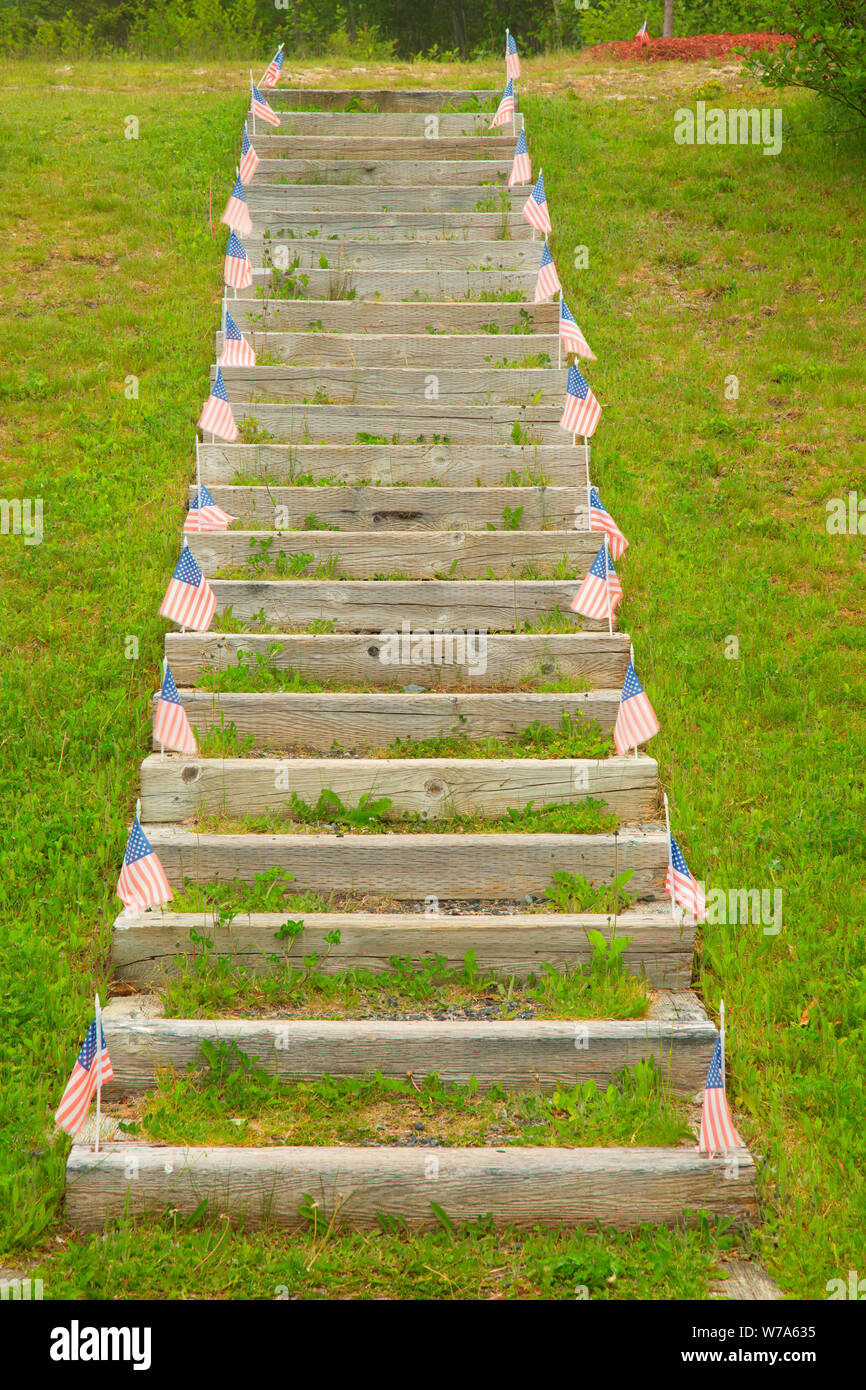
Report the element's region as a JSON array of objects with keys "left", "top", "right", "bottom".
[
  {"left": 144, "top": 826, "right": 668, "bottom": 899},
  {"left": 164, "top": 631, "right": 629, "bottom": 690},
  {"left": 204, "top": 579, "right": 611, "bottom": 632},
  {"left": 66, "top": 1143, "right": 756, "bottom": 1233},
  {"left": 248, "top": 210, "right": 530, "bottom": 238},
  {"left": 224, "top": 298, "right": 556, "bottom": 334},
  {"left": 198, "top": 441, "right": 583, "bottom": 487},
  {"left": 193, "top": 485, "right": 579, "bottom": 531},
  {"left": 252, "top": 159, "right": 511, "bottom": 186},
  {"left": 213, "top": 333, "right": 558, "bottom": 370},
  {"left": 245, "top": 186, "right": 522, "bottom": 212},
  {"left": 99, "top": 1016, "right": 715, "bottom": 1097},
  {"left": 257, "top": 89, "right": 502, "bottom": 113},
  {"left": 215, "top": 366, "right": 558, "bottom": 408},
  {"left": 251, "top": 238, "right": 541, "bottom": 270},
  {"left": 257, "top": 112, "right": 523, "bottom": 136},
  {"left": 188, "top": 529, "right": 595, "bottom": 581},
  {"left": 254, "top": 136, "right": 516, "bottom": 159},
  {"left": 216, "top": 404, "right": 563, "bottom": 446},
  {"left": 139, "top": 755, "right": 658, "bottom": 823},
  {"left": 233, "top": 268, "right": 536, "bottom": 301},
  {"left": 112, "top": 907, "right": 695, "bottom": 990},
  {"left": 154, "top": 690, "right": 621, "bottom": 751}
]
